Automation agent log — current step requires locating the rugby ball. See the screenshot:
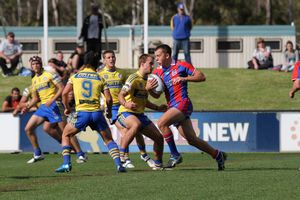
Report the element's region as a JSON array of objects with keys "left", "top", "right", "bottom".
[{"left": 147, "top": 74, "right": 165, "bottom": 94}]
